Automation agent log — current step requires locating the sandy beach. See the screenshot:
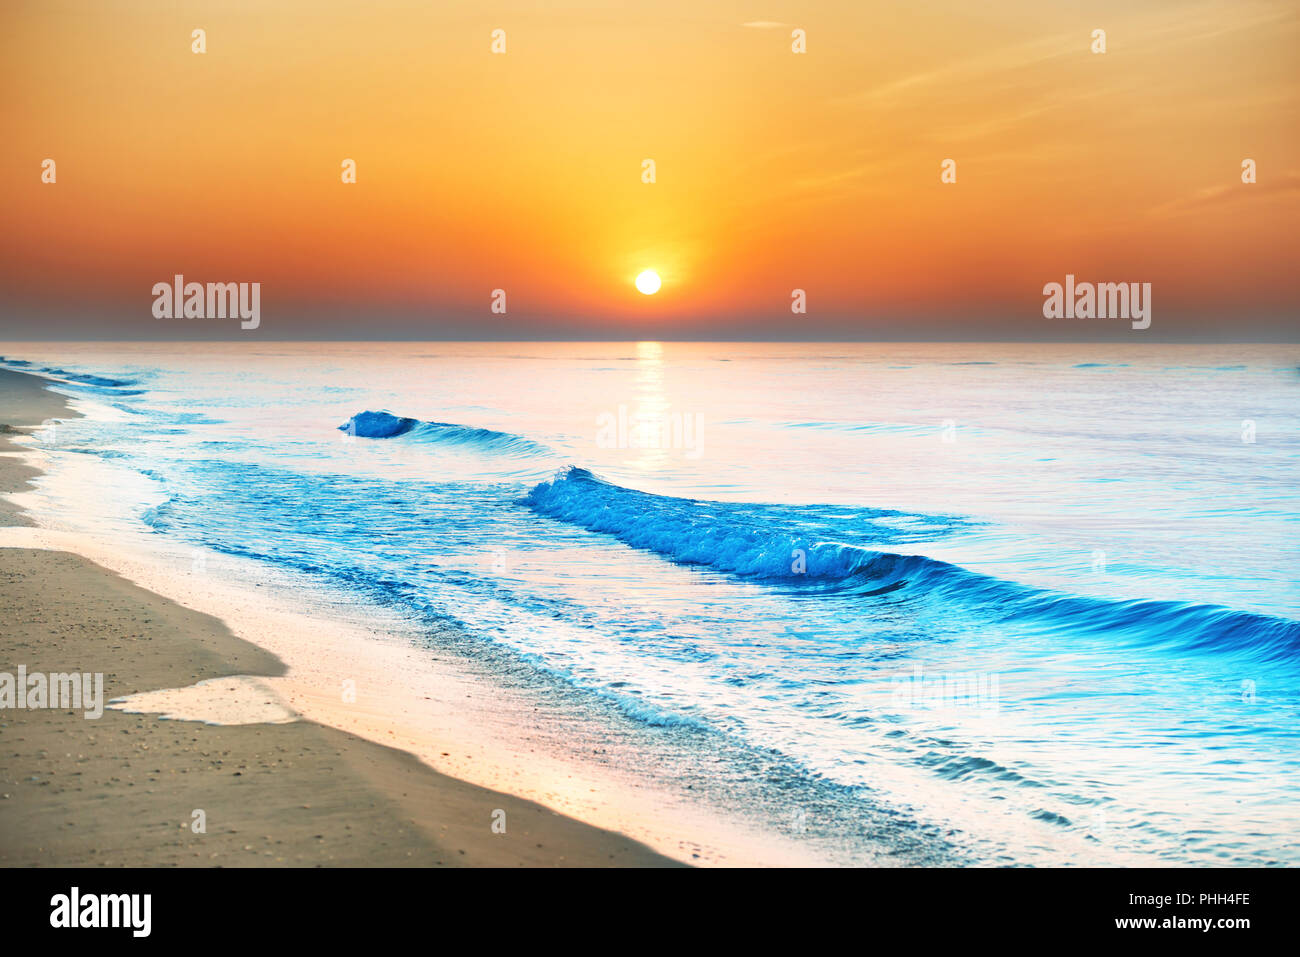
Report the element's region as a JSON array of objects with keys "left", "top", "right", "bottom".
[{"left": 0, "top": 369, "right": 678, "bottom": 867}]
